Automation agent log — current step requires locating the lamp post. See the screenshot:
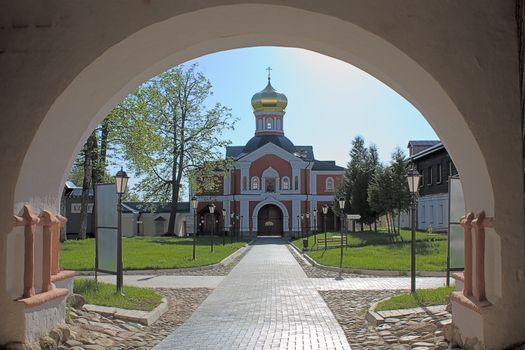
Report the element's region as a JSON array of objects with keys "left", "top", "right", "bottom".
[
  {"left": 296, "top": 215, "right": 300, "bottom": 239},
  {"left": 236, "top": 215, "right": 240, "bottom": 241},
  {"left": 230, "top": 212, "right": 235, "bottom": 244},
  {"left": 313, "top": 208, "right": 317, "bottom": 240},
  {"left": 208, "top": 204, "right": 216, "bottom": 252},
  {"left": 322, "top": 205, "right": 328, "bottom": 251},
  {"left": 114, "top": 168, "right": 129, "bottom": 294},
  {"left": 222, "top": 208, "right": 226, "bottom": 246},
  {"left": 407, "top": 165, "right": 422, "bottom": 293},
  {"left": 305, "top": 212, "right": 310, "bottom": 250},
  {"left": 191, "top": 197, "right": 198, "bottom": 260},
  {"left": 240, "top": 215, "right": 243, "bottom": 240},
  {"left": 336, "top": 198, "right": 345, "bottom": 280}
]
